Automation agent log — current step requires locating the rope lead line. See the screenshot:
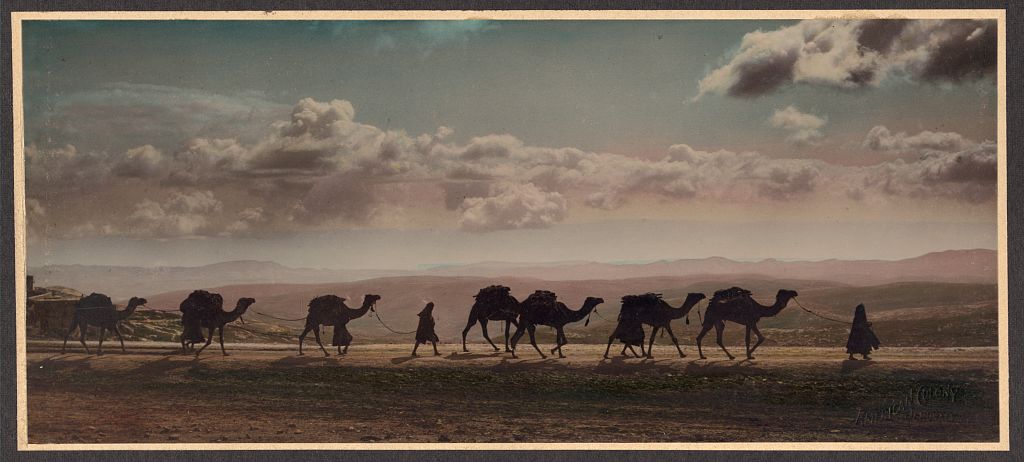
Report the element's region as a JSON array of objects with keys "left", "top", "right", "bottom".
[
  {"left": 254, "top": 311, "right": 307, "bottom": 322},
  {"left": 371, "top": 310, "right": 418, "bottom": 335},
  {"left": 793, "top": 299, "right": 851, "bottom": 325}
]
